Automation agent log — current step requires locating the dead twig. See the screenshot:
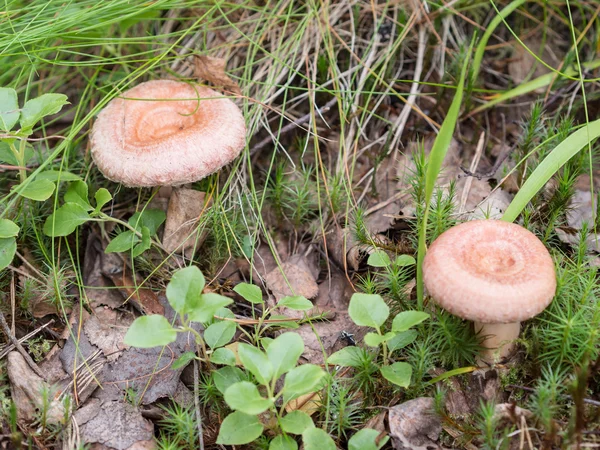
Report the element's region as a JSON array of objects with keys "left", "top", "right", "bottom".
[
  {"left": 0, "top": 320, "right": 54, "bottom": 359},
  {"left": 0, "top": 310, "right": 45, "bottom": 379}
]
